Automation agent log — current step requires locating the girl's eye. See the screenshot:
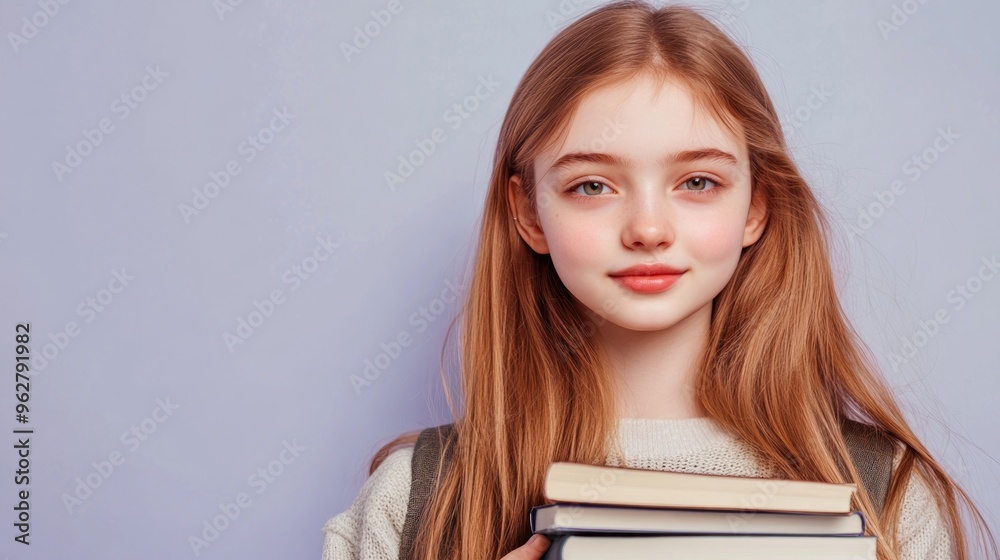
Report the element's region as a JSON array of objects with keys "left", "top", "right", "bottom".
[
  {"left": 567, "top": 180, "right": 612, "bottom": 198},
  {"left": 680, "top": 175, "right": 721, "bottom": 195},
  {"left": 566, "top": 176, "right": 724, "bottom": 200}
]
